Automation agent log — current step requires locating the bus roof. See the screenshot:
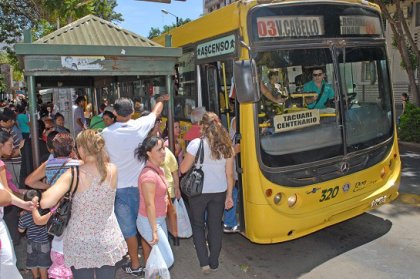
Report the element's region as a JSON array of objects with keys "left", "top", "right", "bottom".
[{"left": 153, "top": 0, "right": 380, "bottom": 47}]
